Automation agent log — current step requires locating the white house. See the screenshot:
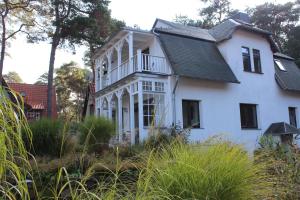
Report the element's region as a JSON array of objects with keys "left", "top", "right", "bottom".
[{"left": 93, "top": 13, "right": 300, "bottom": 151}]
